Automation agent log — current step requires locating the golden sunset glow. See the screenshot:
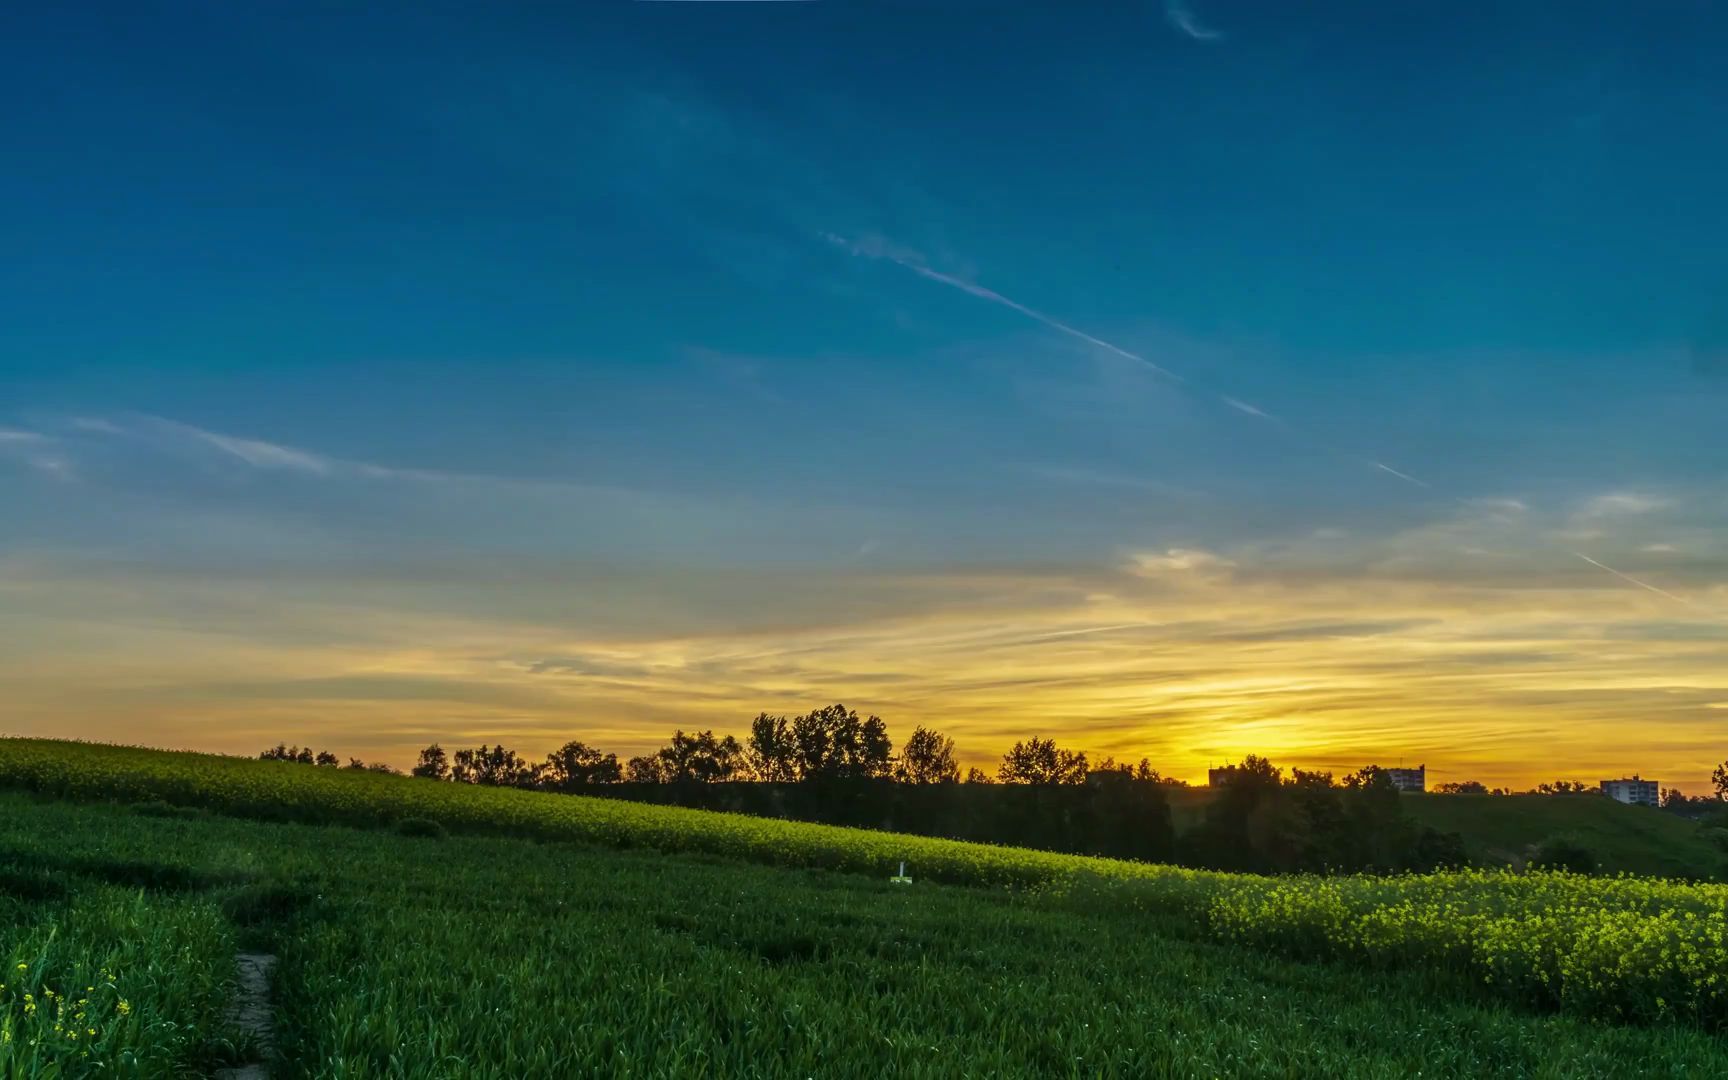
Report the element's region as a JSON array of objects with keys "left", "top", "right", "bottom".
[{"left": 6, "top": 488, "right": 1723, "bottom": 792}]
